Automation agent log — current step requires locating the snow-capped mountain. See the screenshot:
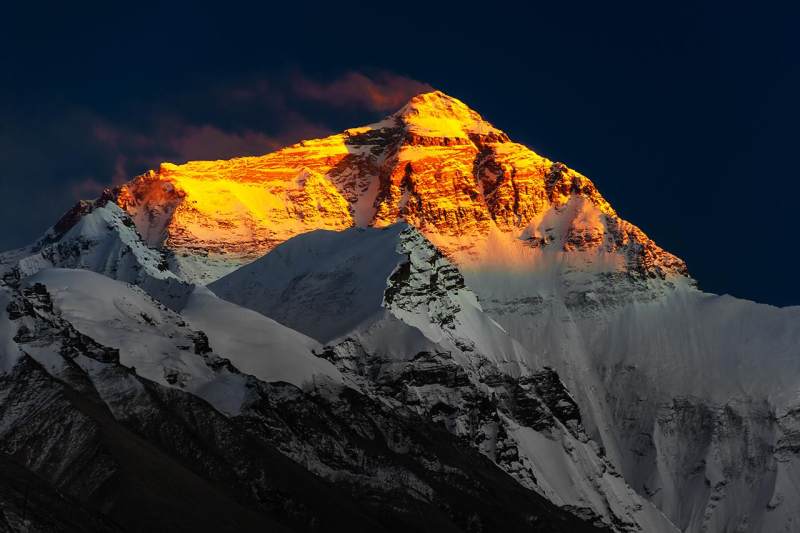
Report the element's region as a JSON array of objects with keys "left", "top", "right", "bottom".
[
  {"left": 0, "top": 268, "right": 599, "bottom": 532},
  {"left": 212, "top": 223, "right": 676, "bottom": 531},
  {"left": 0, "top": 192, "right": 193, "bottom": 309},
  {"left": 1, "top": 90, "right": 798, "bottom": 532},
  {"left": 112, "top": 90, "right": 685, "bottom": 285}
]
